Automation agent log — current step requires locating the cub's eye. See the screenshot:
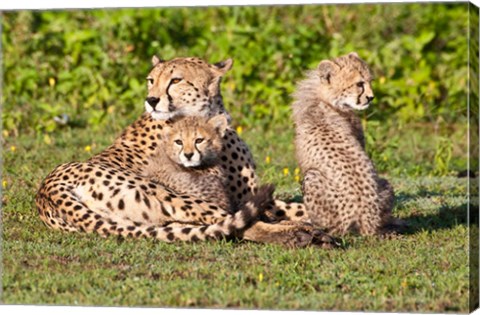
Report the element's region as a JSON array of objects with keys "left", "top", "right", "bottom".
[
  {"left": 174, "top": 140, "right": 183, "bottom": 146},
  {"left": 195, "top": 138, "right": 204, "bottom": 144},
  {"left": 356, "top": 82, "right": 364, "bottom": 87},
  {"left": 147, "top": 78, "right": 154, "bottom": 85},
  {"left": 171, "top": 78, "right": 182, "bottom": 84}
]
